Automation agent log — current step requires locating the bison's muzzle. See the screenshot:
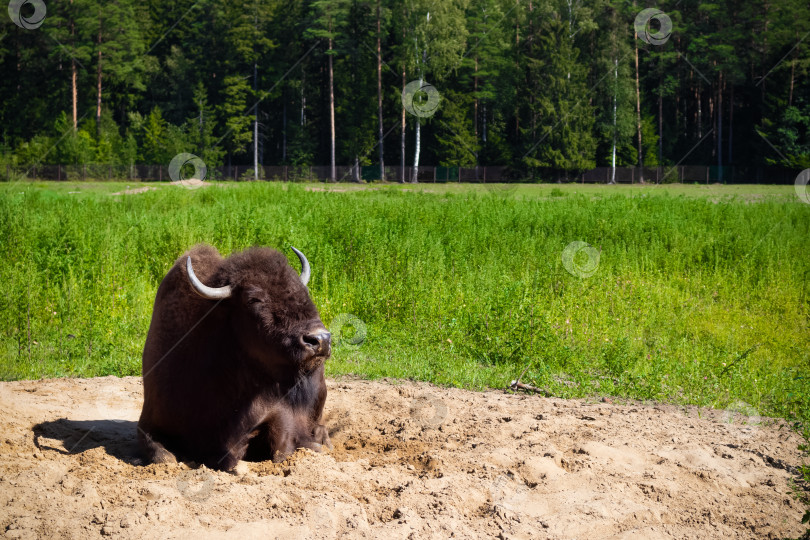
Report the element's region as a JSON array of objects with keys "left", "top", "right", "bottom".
[{"left": 302, "top": 330, "right": 331, "bottom": 357}]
